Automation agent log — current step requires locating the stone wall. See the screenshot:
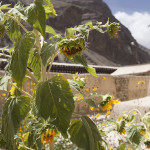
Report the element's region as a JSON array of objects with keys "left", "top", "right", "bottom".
[{"left": 0, "top": 71, "right": 150, "bottom": 116}]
